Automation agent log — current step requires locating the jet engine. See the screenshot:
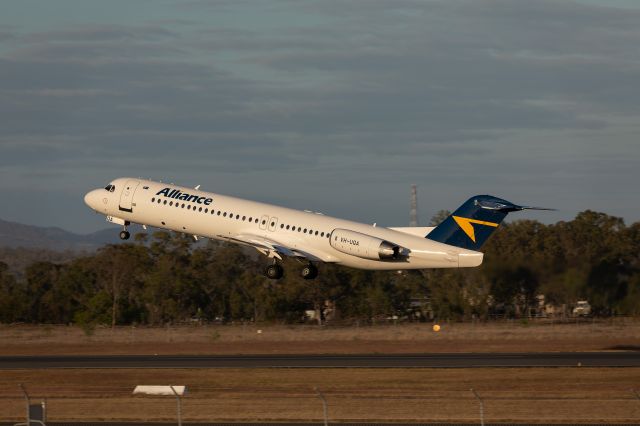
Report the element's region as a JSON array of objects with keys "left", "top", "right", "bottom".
[{"left": 330, "top": 229, "right": 404, "bottom": 261}]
